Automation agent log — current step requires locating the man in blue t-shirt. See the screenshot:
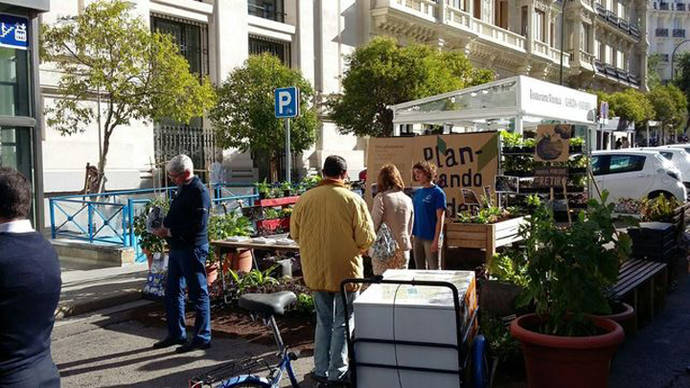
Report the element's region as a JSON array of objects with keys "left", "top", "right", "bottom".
[
  {"left": 411, "top": 161, "right": 447, "bottom": 270},
  {"left": 0, "top": 167, "right": 61, "bottom": 387}
]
